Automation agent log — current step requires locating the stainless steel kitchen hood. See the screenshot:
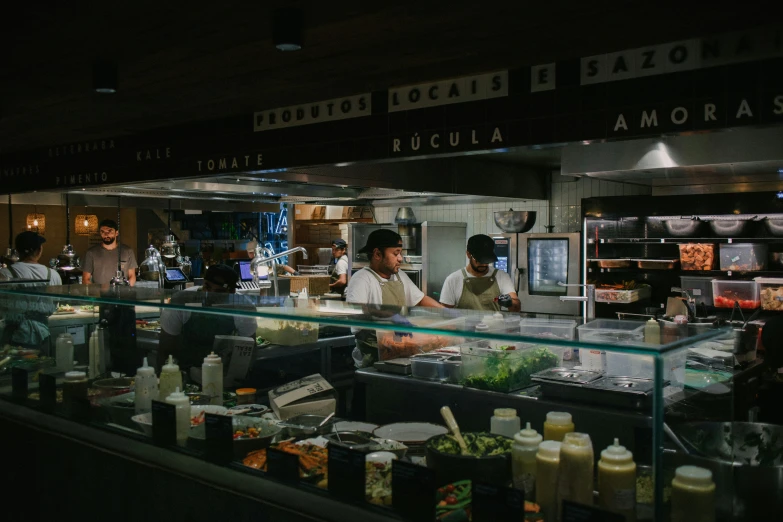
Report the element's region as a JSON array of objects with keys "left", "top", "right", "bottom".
[{"left": 560, "top": 127, "right": 783, "bottom": 195}]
